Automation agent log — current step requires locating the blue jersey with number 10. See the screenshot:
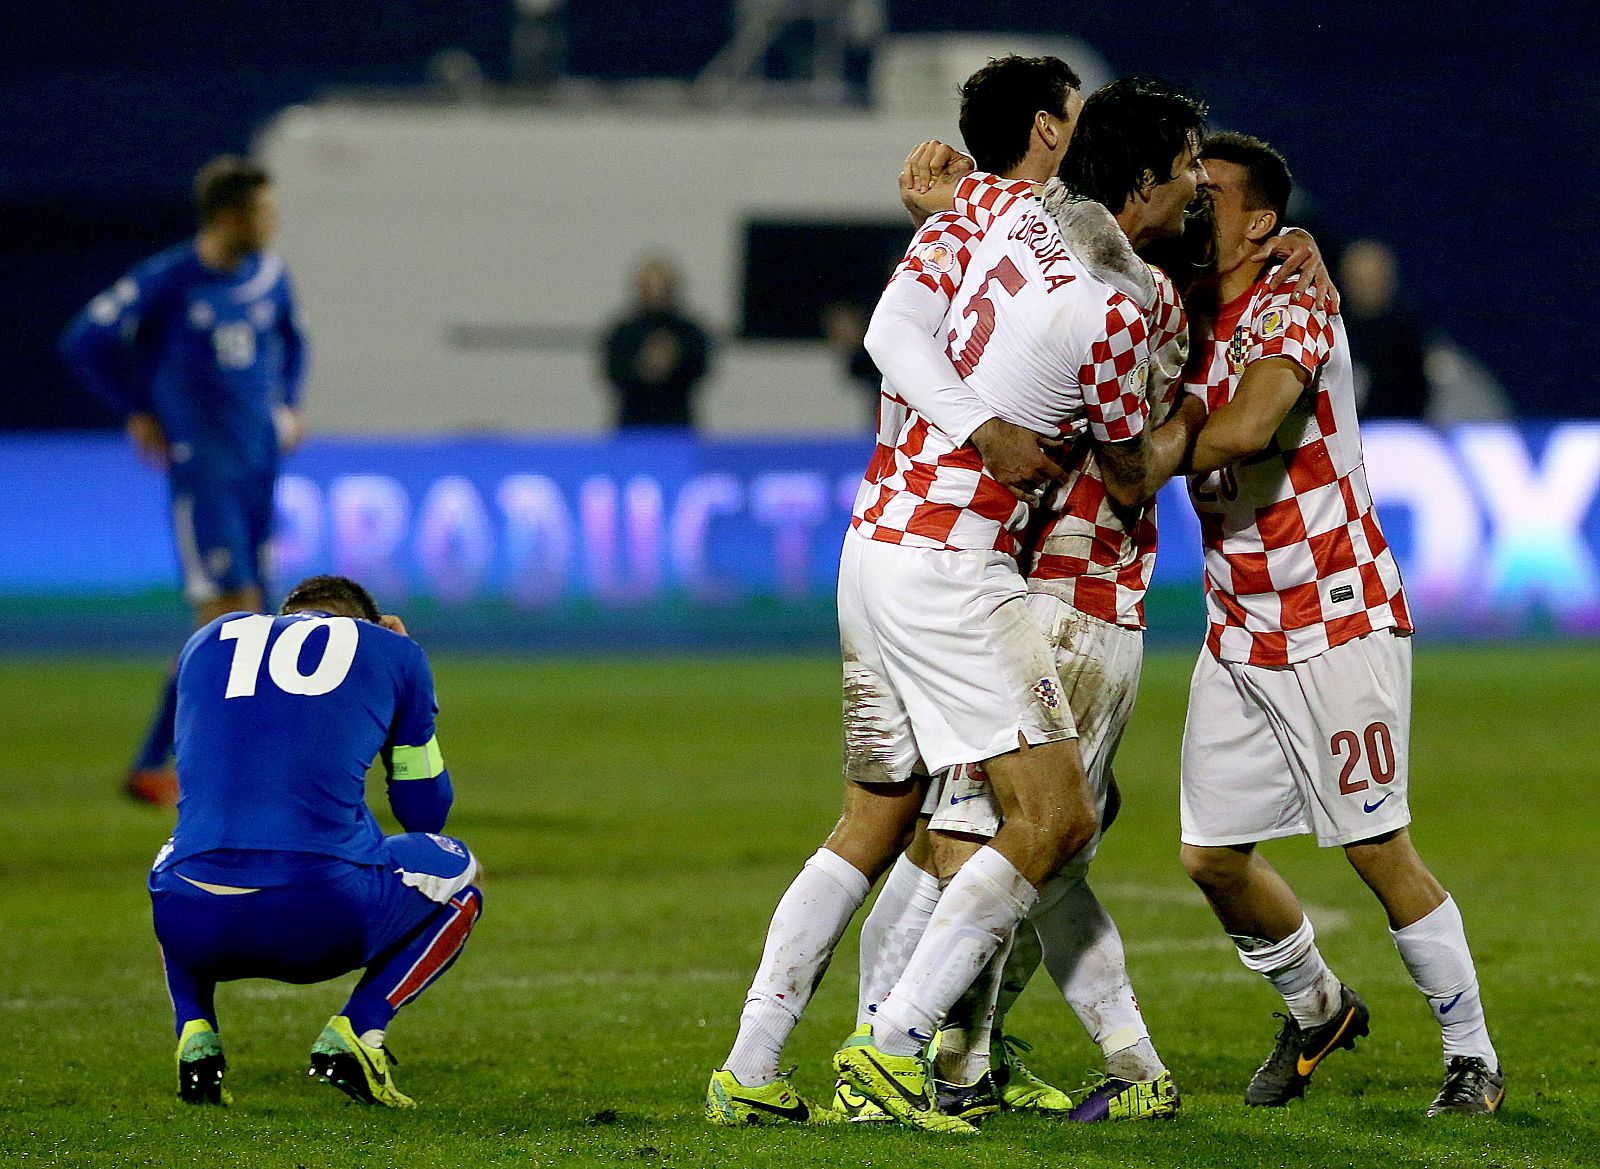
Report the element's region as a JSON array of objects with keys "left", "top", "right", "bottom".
[{"left": 159, "top": 612, "right": 443, "bottom": 872}]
